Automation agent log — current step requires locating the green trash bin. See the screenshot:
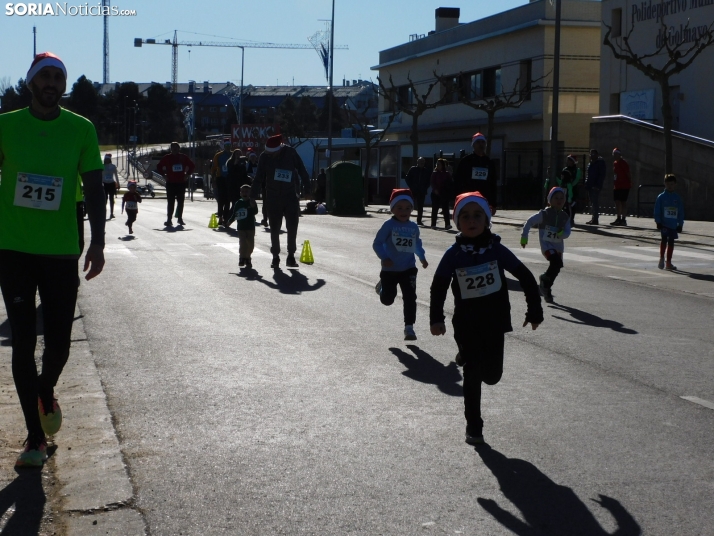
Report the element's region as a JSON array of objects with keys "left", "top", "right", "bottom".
[{"left": 326, "top": 161, "right": 366, "bottom": 216}]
